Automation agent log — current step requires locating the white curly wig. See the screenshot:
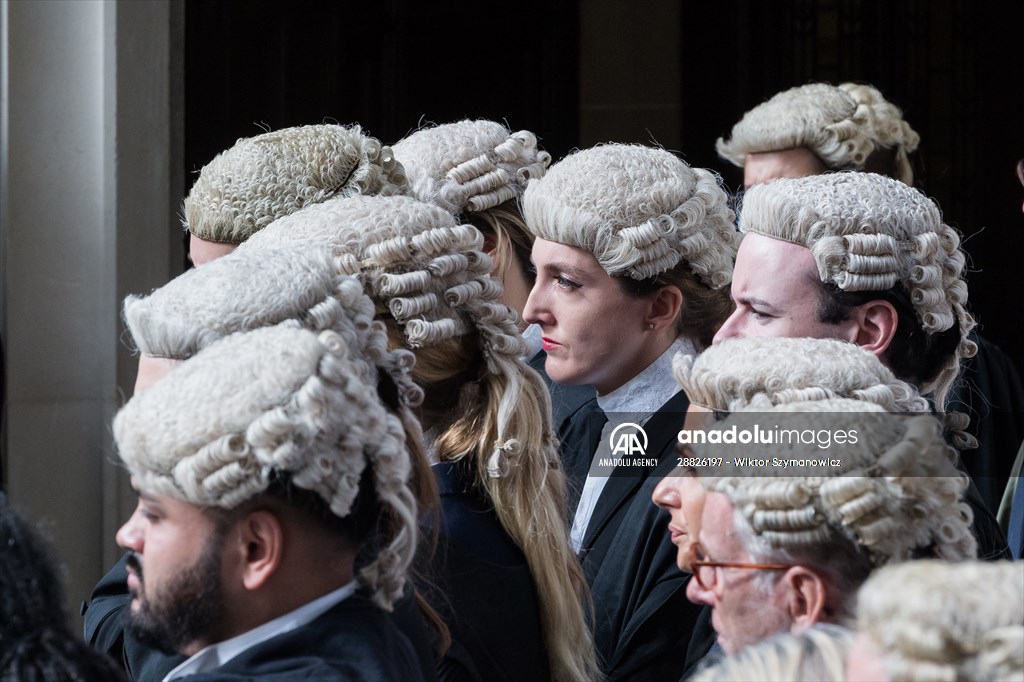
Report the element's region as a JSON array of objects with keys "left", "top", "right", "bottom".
[
  {"left": 392, "top": 119, "right": 550, "bottom": 216},
  {"left": 113, "top": 325, "right": 418, "bottom": 610},
  {"left": 241, "top": 195, "right": 527, "bottom": 363},
  {"left": 696, "top": 400, "right": 977, "bottom": 569},
  {"left": 121, "top": 245, "right": 422, "bottom": 409},
  {"left": 716, "top": 82, "right": 920, "bottom": 185},
  {"left": 675, "top": 337, "right": 930, "bottom": 414},
  {"left": 522, "top": 143, "right": 739, "bottom": 287},
  {"left": 856, "top": 560, "right": 1024, "bottom": 681},
  {"left": 739, "top": 172, "right": 976, "bottom": 410},
  {"left": 689, "top": 624, "right": 853, "bottom": 682},
  {"left": 184, "top": 124, "right": 411, "bottom": 245}
]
